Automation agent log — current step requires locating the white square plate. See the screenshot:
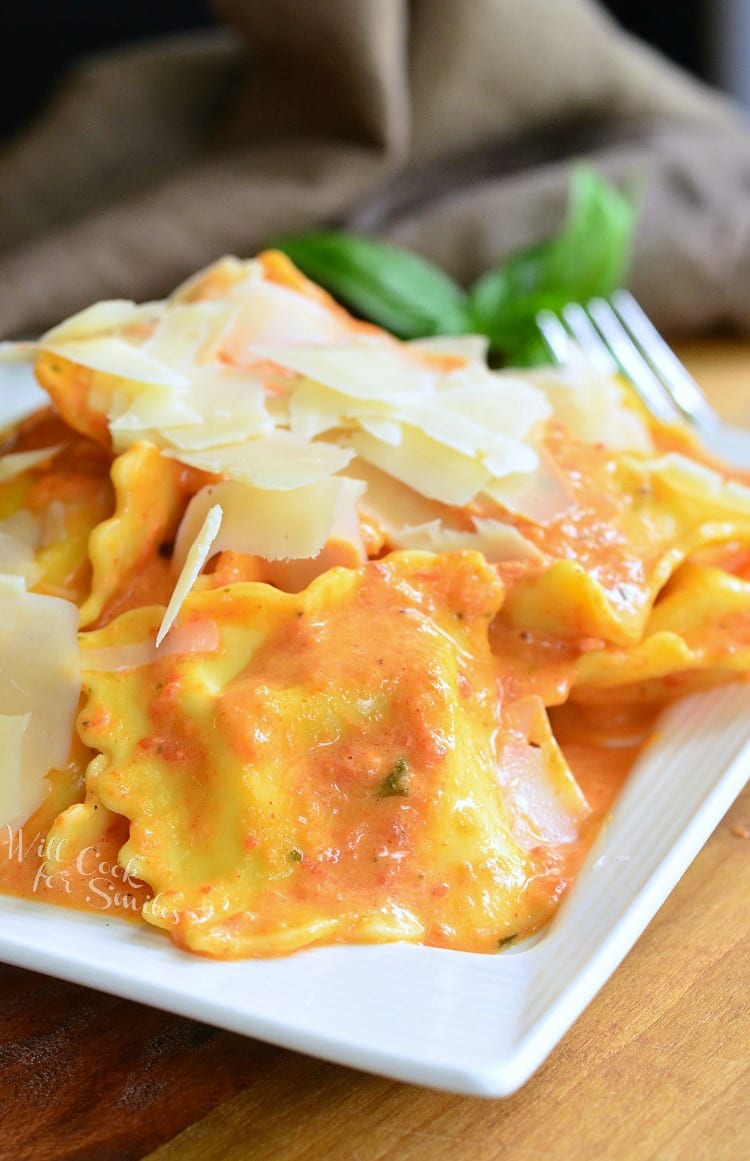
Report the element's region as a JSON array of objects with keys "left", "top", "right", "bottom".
[{"left": 1, "top": 683, "right": 748, "bottom": 1096}]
